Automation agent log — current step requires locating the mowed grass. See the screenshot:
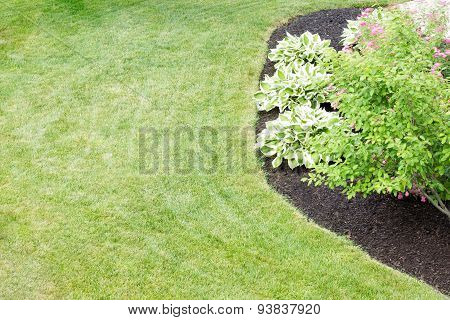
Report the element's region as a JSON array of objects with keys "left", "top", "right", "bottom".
[{"left": 0, "top": 0, "right": 443, "bottom": 299}]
